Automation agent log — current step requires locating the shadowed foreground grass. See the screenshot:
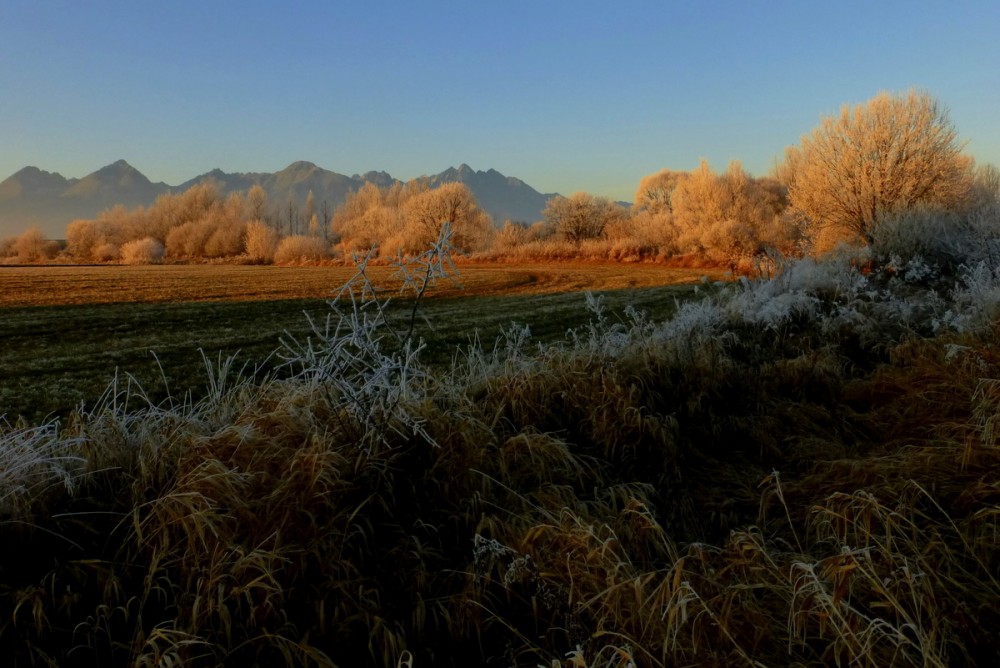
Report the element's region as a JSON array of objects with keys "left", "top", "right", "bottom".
[{"left": 2, "top": 253, "right": 999, "bottom": 666}]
